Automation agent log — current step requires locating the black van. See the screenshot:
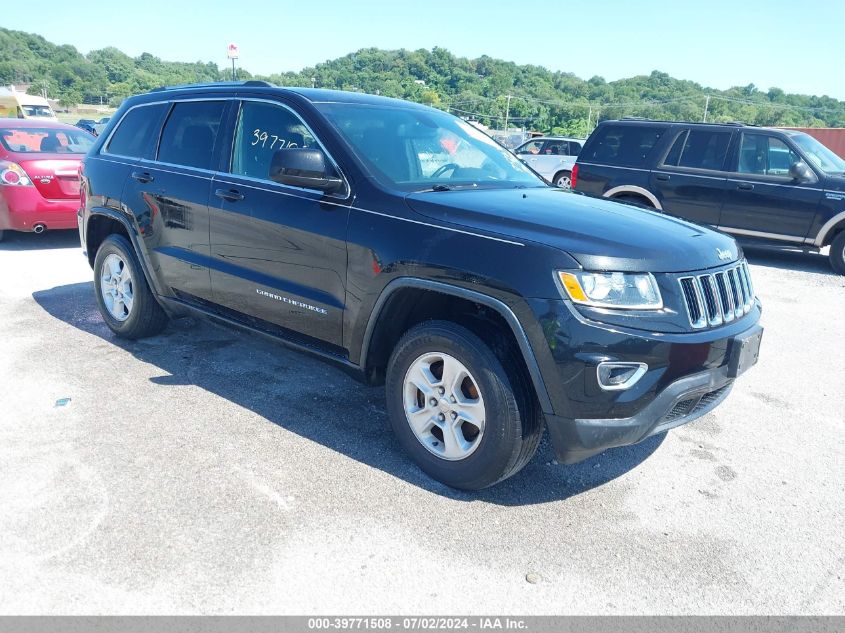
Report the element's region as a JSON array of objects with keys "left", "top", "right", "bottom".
[{"left": 573, "top": 119, "right": 845, "bottom": 274}]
